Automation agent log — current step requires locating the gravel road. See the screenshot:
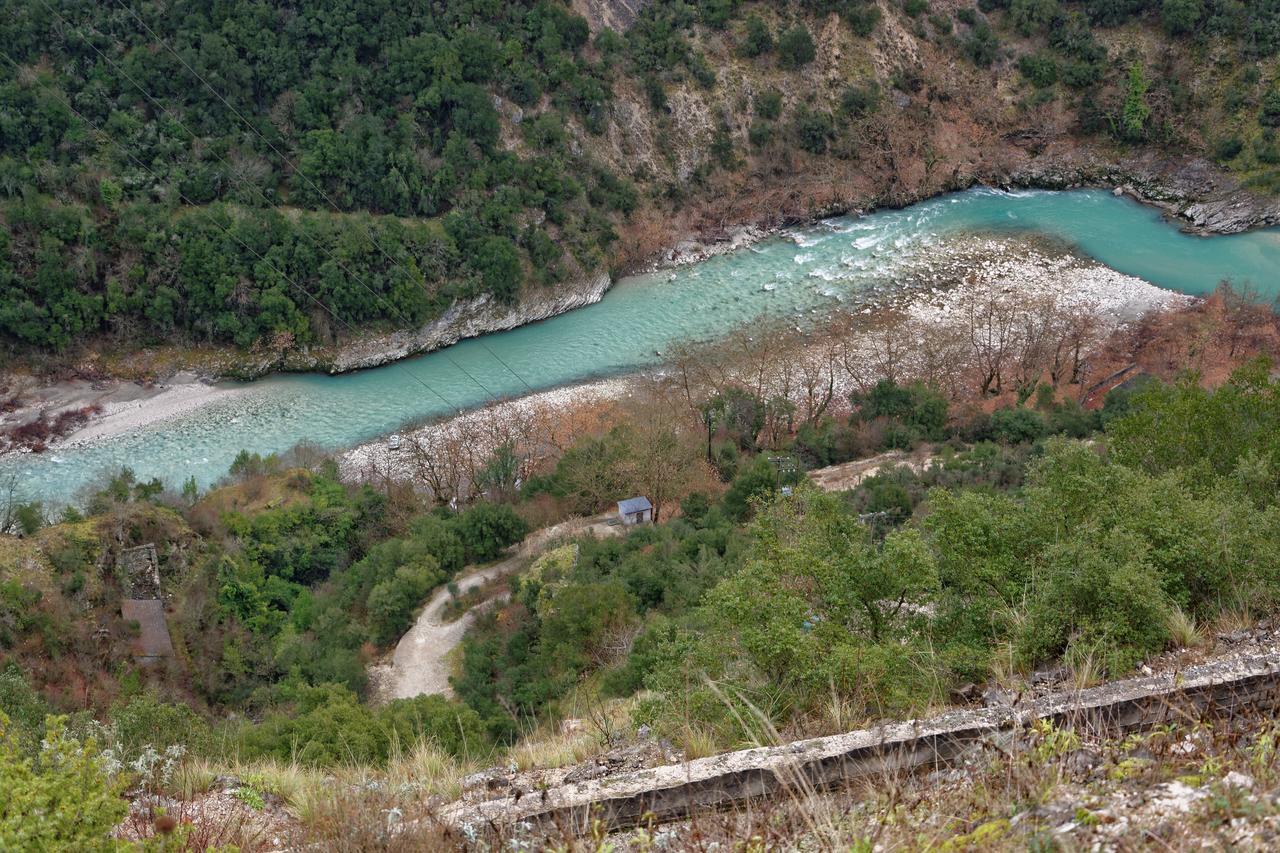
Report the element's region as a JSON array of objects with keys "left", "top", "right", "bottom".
[{"left": 371, "top": 514, "right": 619, "bottom": 701}]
